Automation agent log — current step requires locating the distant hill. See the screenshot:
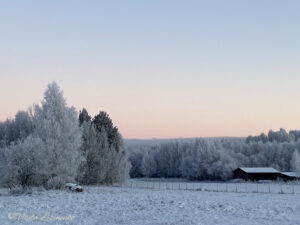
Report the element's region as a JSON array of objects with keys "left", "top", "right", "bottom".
[{"left": 124, "top": 137, "right": 245, "bottom": 149}]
